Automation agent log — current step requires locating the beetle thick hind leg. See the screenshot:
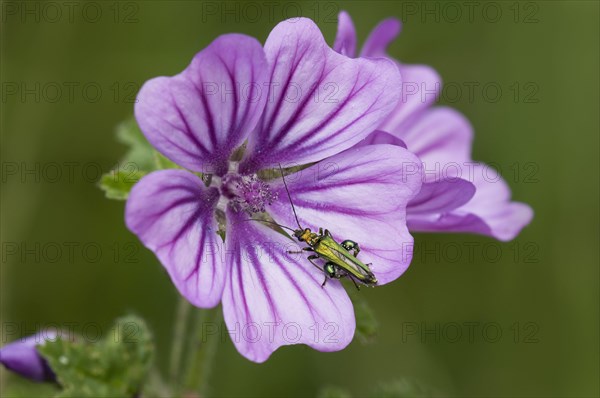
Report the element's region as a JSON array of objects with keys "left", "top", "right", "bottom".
[
  {"left": 321, "top": 262, "right": 339, "bottom": 288},
  {"left": 341, "top": 240, "right": 361, "bottom": 257}
]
